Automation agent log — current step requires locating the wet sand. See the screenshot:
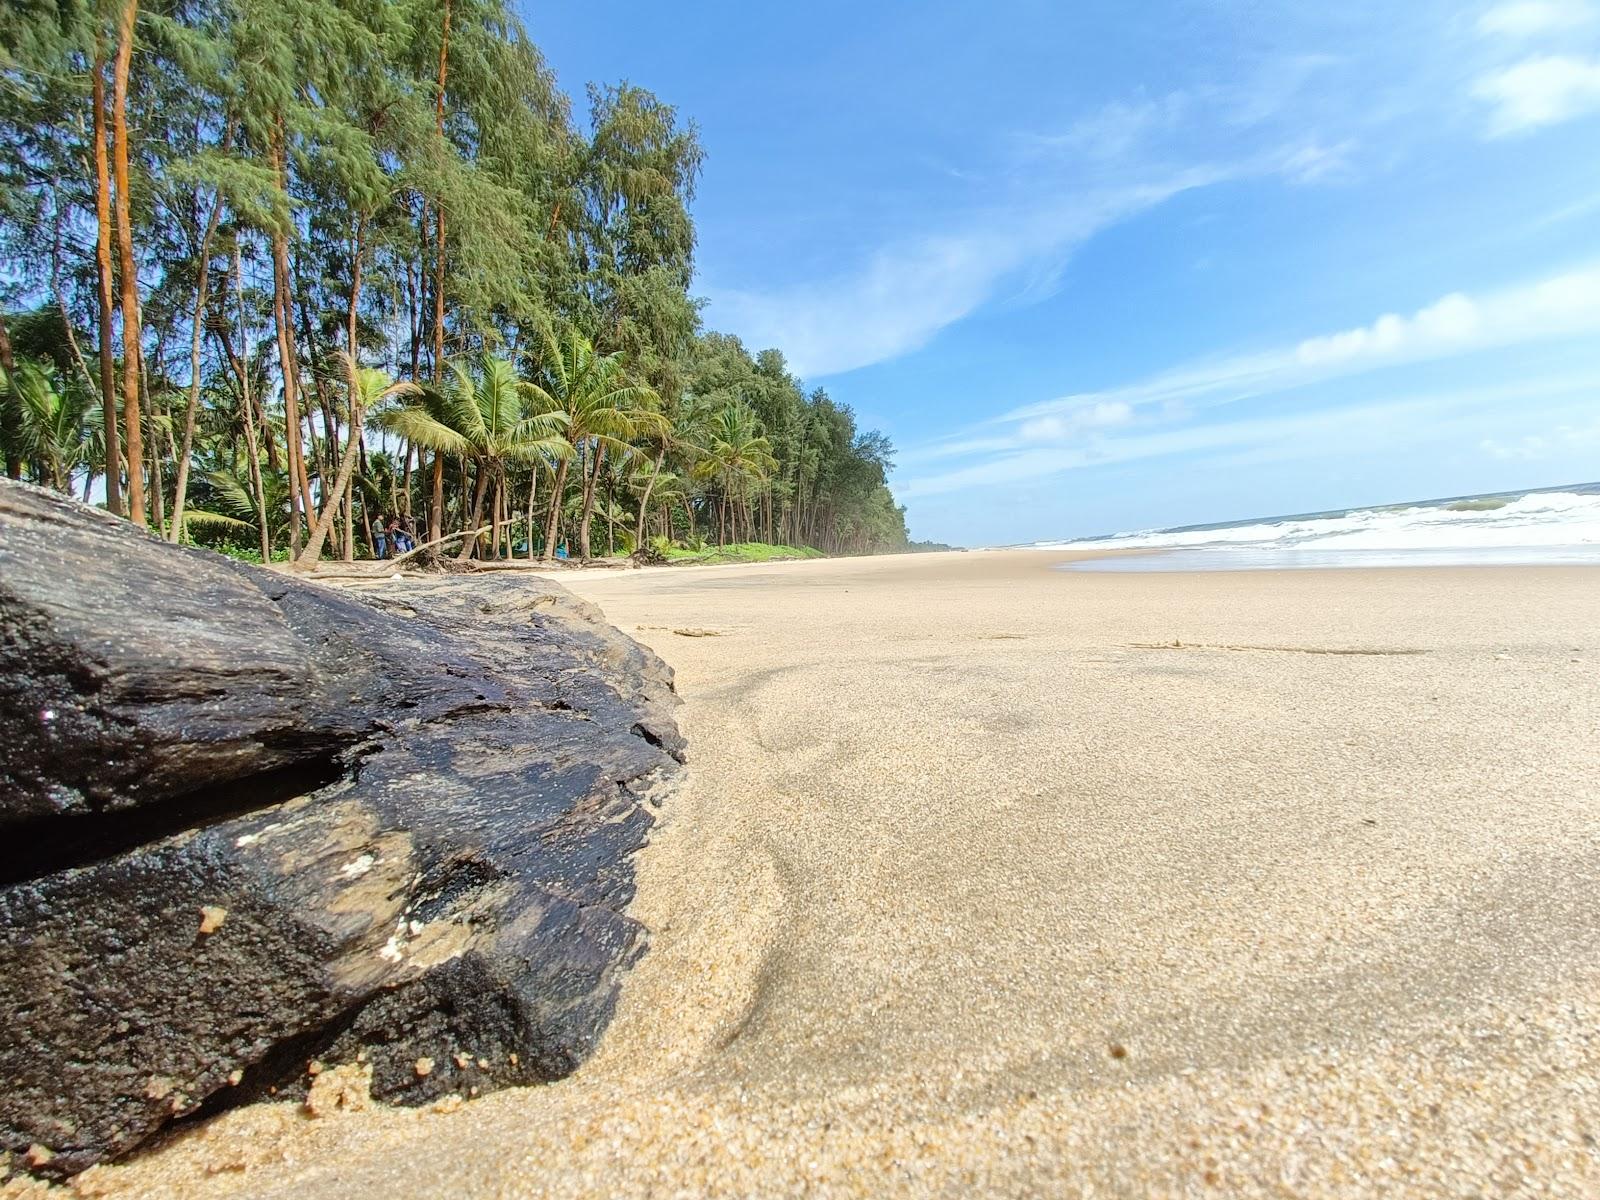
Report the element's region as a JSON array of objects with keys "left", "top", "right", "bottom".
[{"left": 43, "top": 550, "right": 1600, "bottom": 1198}]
